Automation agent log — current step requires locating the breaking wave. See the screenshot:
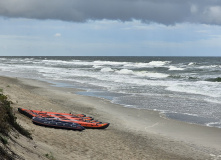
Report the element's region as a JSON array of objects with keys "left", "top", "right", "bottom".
[{"left": 206, "top": 77, "right": 221, "bottom": 82}]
